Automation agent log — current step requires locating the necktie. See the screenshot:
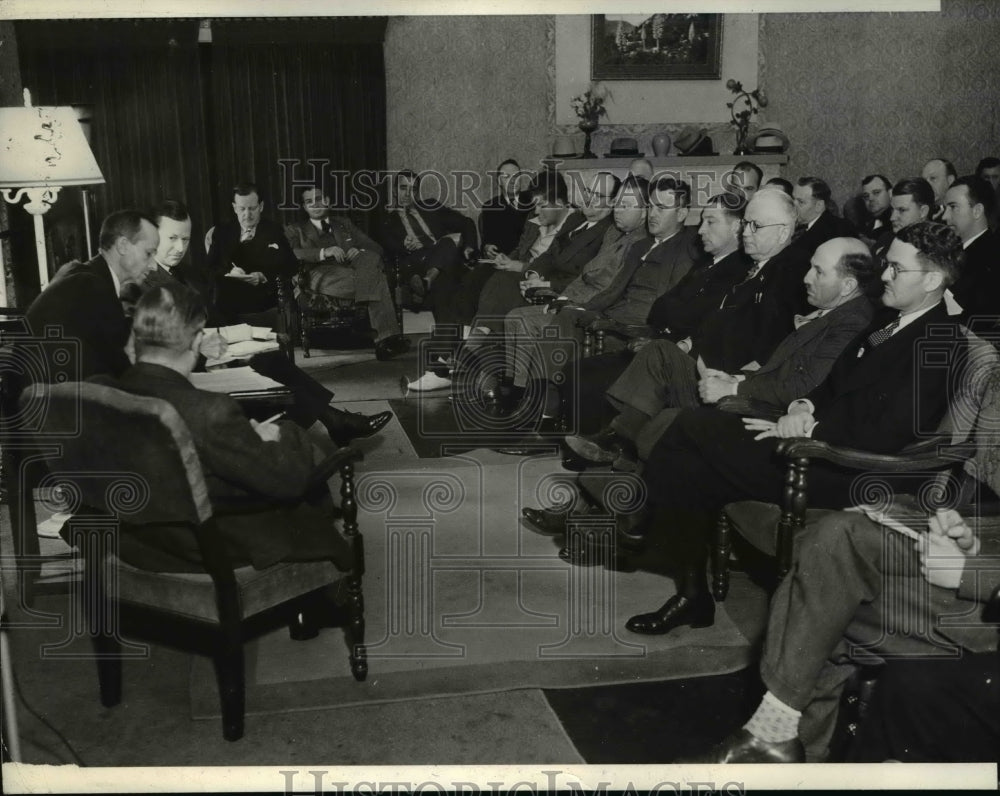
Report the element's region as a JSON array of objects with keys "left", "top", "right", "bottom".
[
  {"left": 240, "top": 226, "right": 256, "bottom": 243},
  {"left": 793, "top": 309, "right": 825, "bottom": 329},
  {"left": 405, "top": 210, "right": 436, "bottom": 248},
  {"left": 322, "top": 219, "right": 333, "bottom": 236},
  {"left": 865, "top": 316, "right": 900, "bottom": 348}
]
